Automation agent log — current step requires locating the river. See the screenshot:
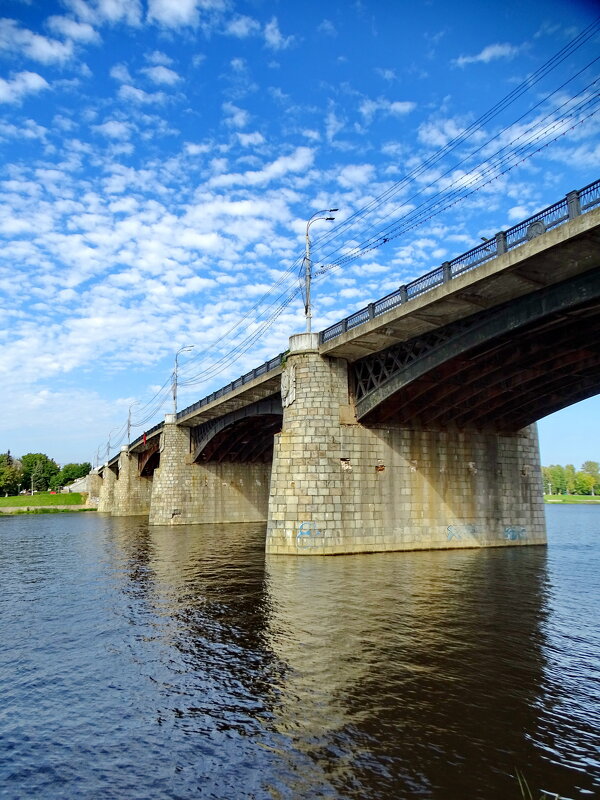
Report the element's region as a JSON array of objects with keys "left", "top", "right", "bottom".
[{"left": 0, "top": 506, "right": 598, "bottom": 799}]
